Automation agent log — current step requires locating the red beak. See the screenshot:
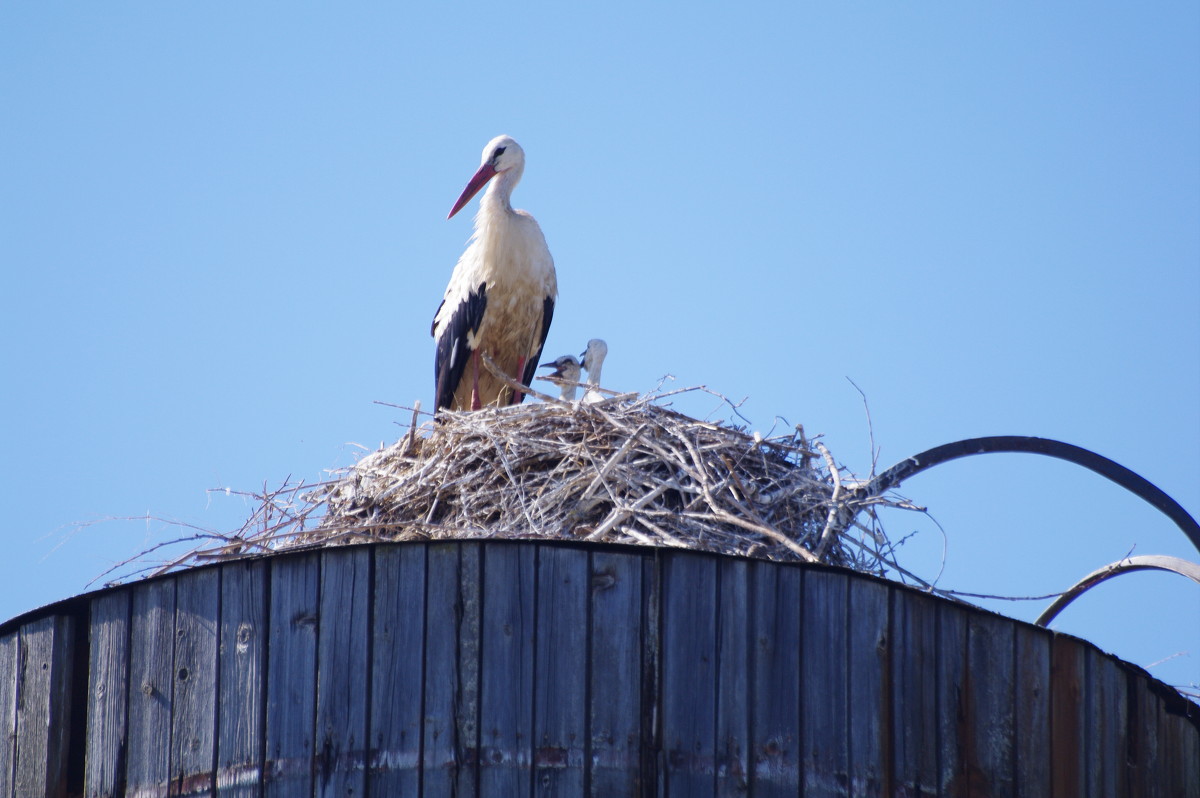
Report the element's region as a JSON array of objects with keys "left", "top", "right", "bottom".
[{"left": 447, "top": 162, "right": 498, "bottom": 219}]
